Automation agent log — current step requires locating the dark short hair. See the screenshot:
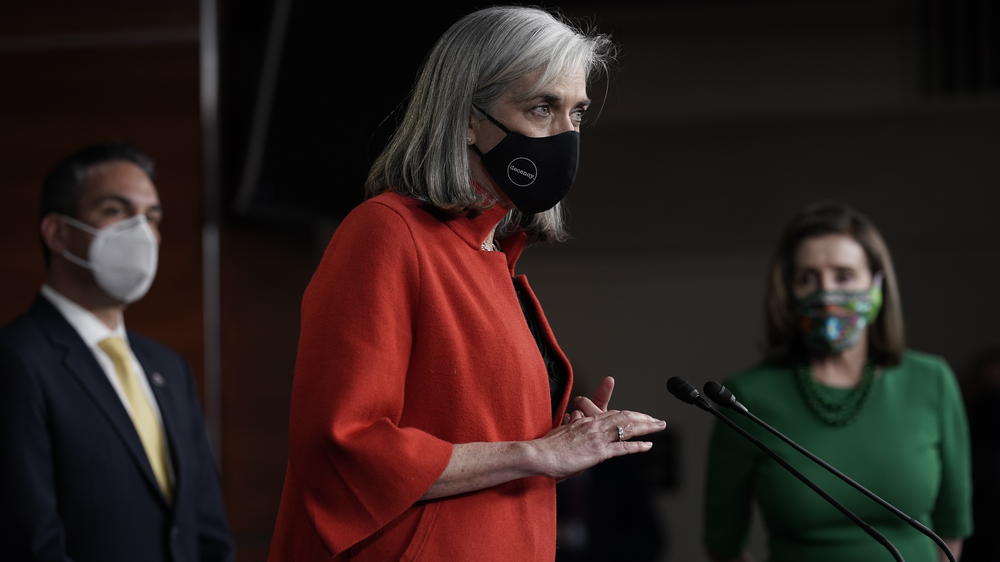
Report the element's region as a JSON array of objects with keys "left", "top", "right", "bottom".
[
  {"left": 764, "top": 201, "right": 905, "bottom": 367},
  {"left": 39, "top": 143, "right": 155, "bottom": 265}
]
